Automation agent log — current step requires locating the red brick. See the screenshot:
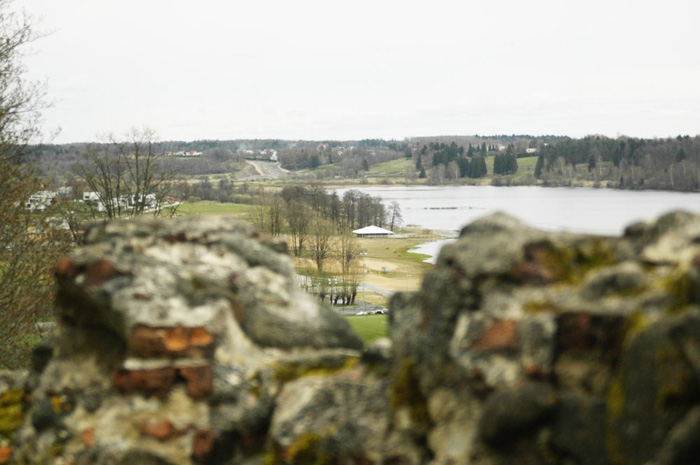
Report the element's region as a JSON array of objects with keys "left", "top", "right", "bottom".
[
  {"left": 129, "top": 326, "right": 214, "bottom": 359},
  {"left": 511, "top": 241, "right": 559, "bottom": 285},
  {"left": 54, "top": 256, "right": 76, "bottom": 279},
  {"left": 0, "top": 447, "right": 11, "bottom": 464},
  {"left": 179, "top": 365, "right": 213, "bottom": 399},
  {"left": 471, "top": 320, "right": 520, "bottom": 352},
  {"left": 82, "top": 427, "right": 95, "bottom": 448},
  {"left": 192, "top": 429, "right": 217, "bottom": 460},
  {"left": 140, "top": 418, "right": 174, "bottom": 441},
  {"left": 164, "top": 326, "right": 189, "bottom": 353},
  {"left": 129, "top": 325, "right": 167, "bottom": 358},
  {"left": 83, "top": 259, "right": 124, "bottom": 288},
  {"left": 113, "top": 367, "right": 176, "bottom": 398},
  {"left": 190, "top": 327, "right": 213, "bottom": 347}
]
